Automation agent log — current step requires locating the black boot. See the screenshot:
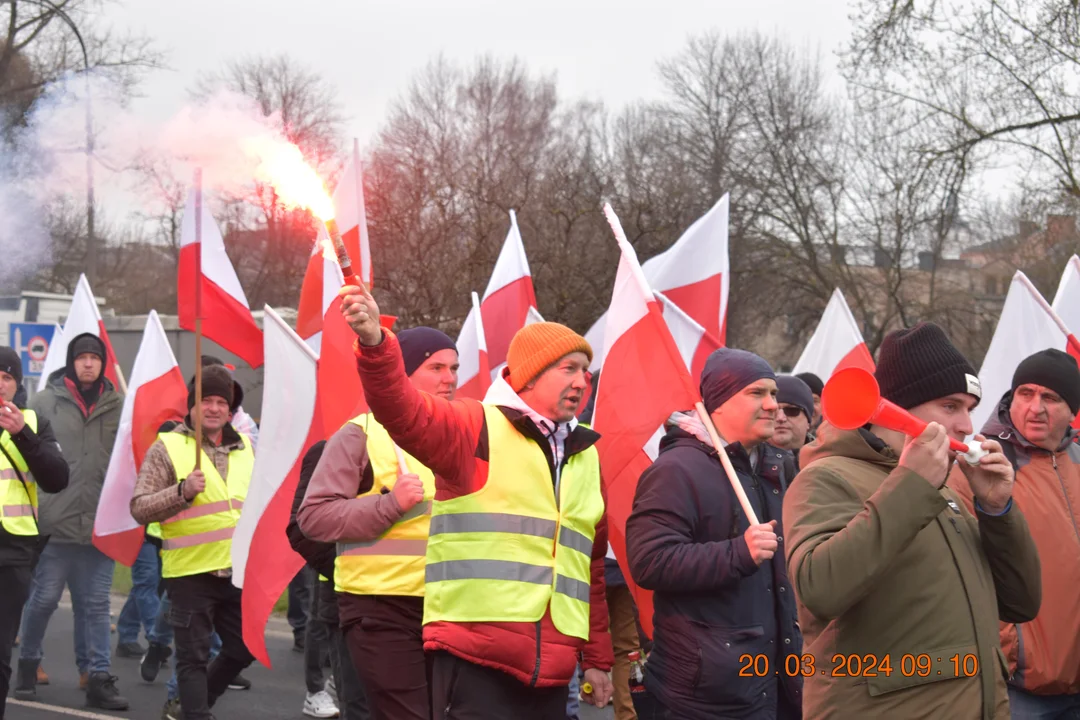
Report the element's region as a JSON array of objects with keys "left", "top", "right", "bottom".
[
  {"left": 86, "top": 672, "right": 129, "bottom": 710},
  {"left": 141, "top": 641, "right": 172, "bottom": 682},
  {"left": 13, "top": 658, "right": 37, "bottom": 700}
]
